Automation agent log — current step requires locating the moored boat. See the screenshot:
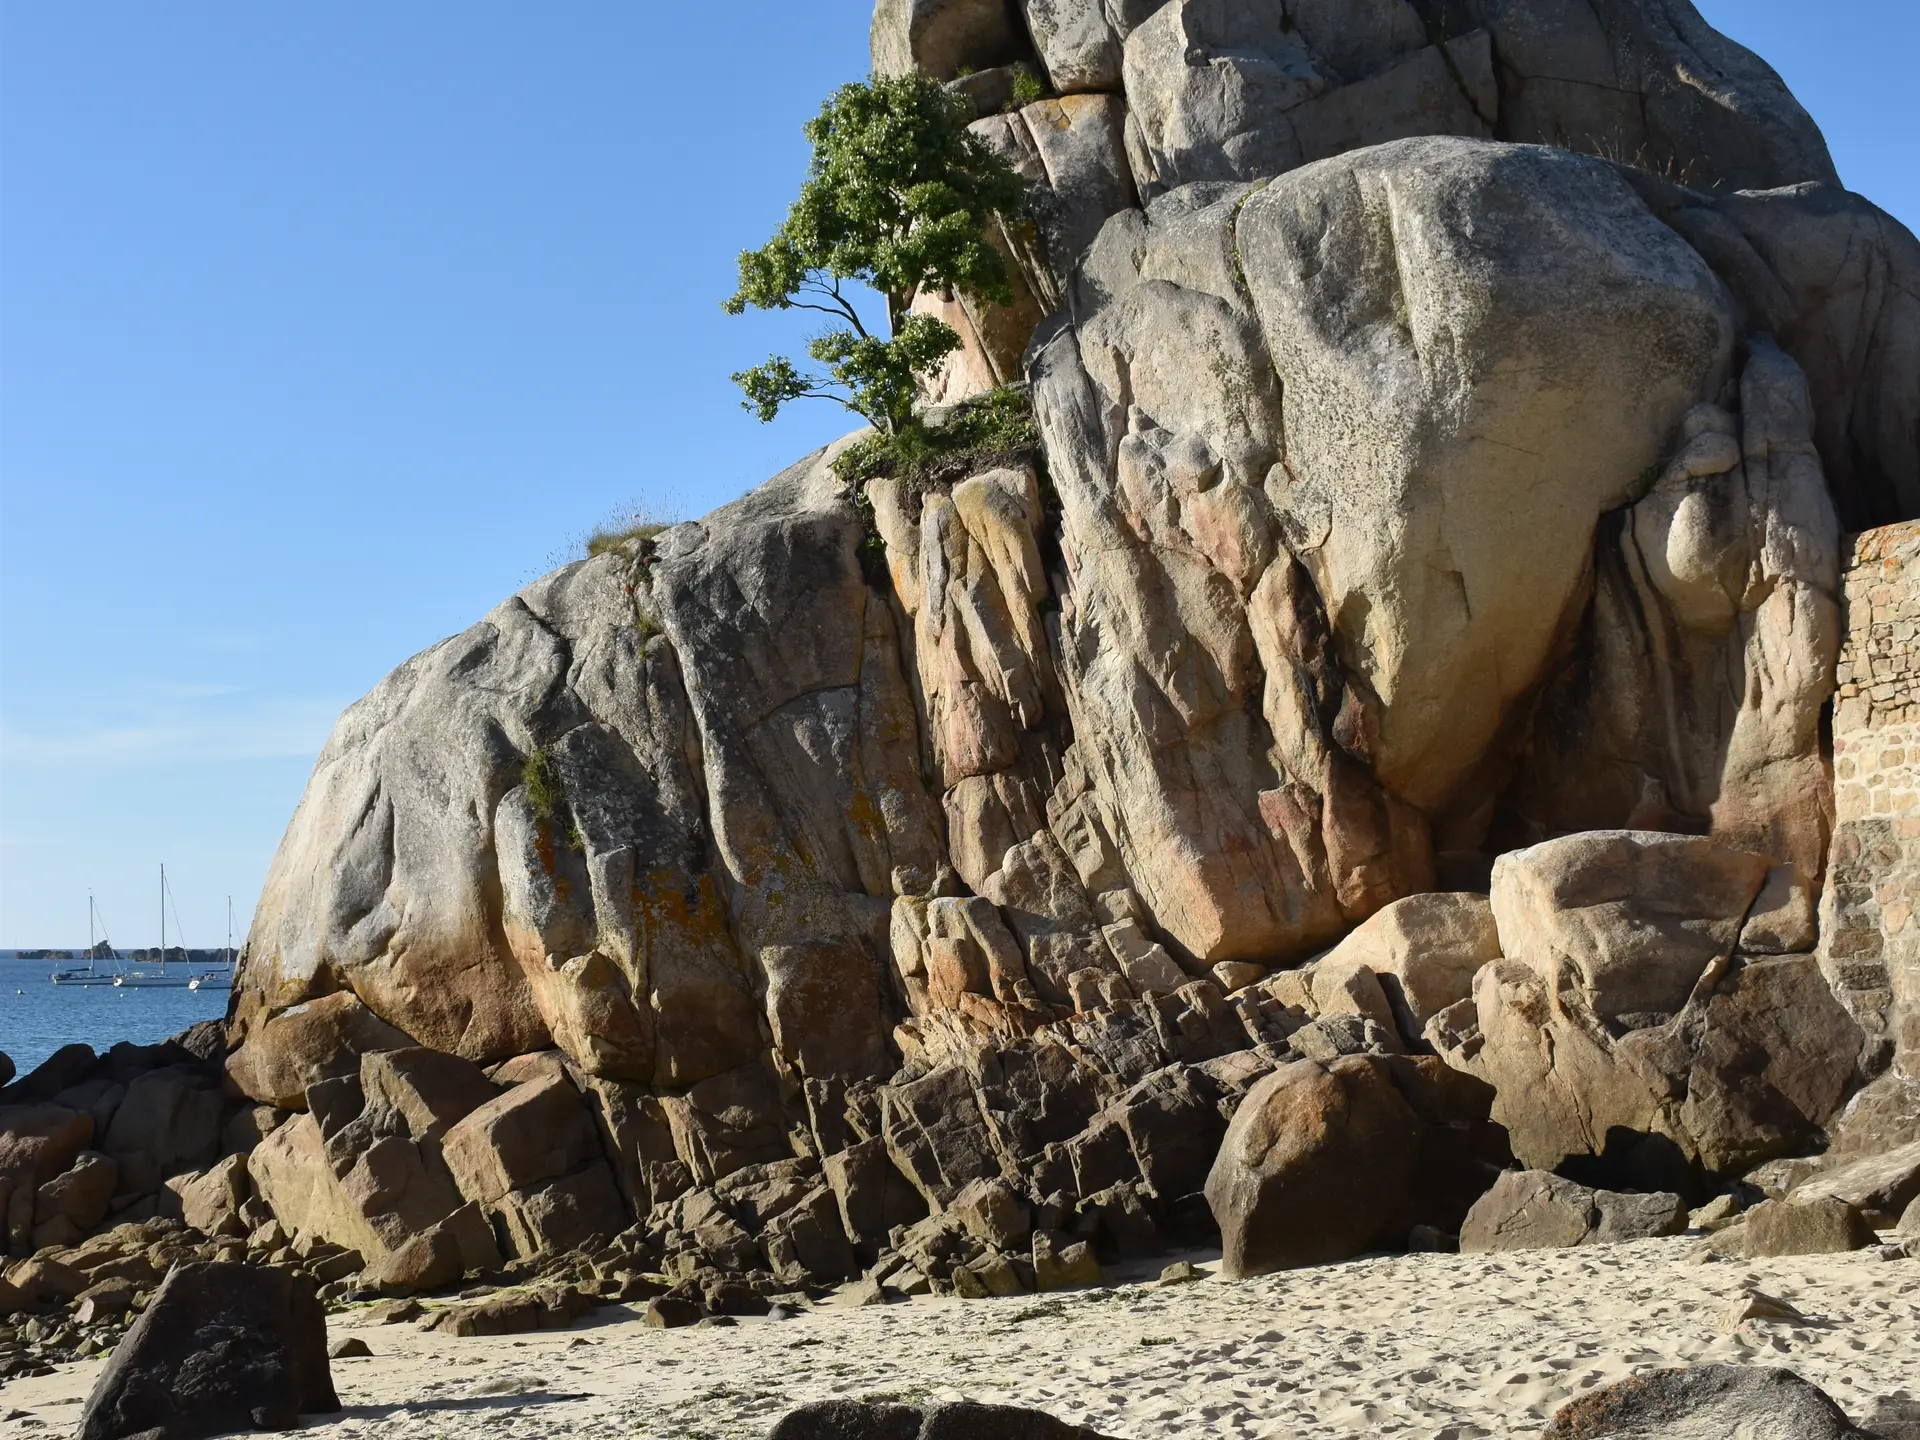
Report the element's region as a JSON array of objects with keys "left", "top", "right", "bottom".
[{"left": 50, "top": 897, "right": 123, "bottom": 985}]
